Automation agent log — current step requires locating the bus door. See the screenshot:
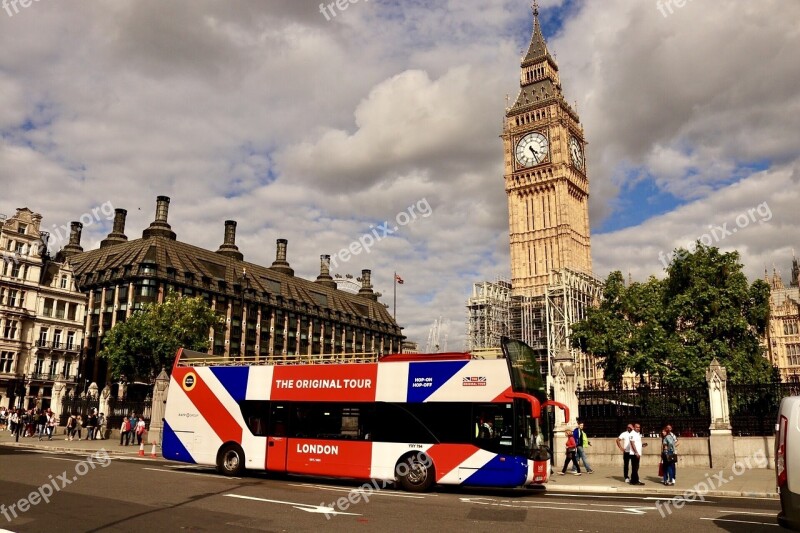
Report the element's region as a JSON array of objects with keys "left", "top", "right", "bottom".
[{"left": 266, "top": 403, "right": 288, "bottom": 472}]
